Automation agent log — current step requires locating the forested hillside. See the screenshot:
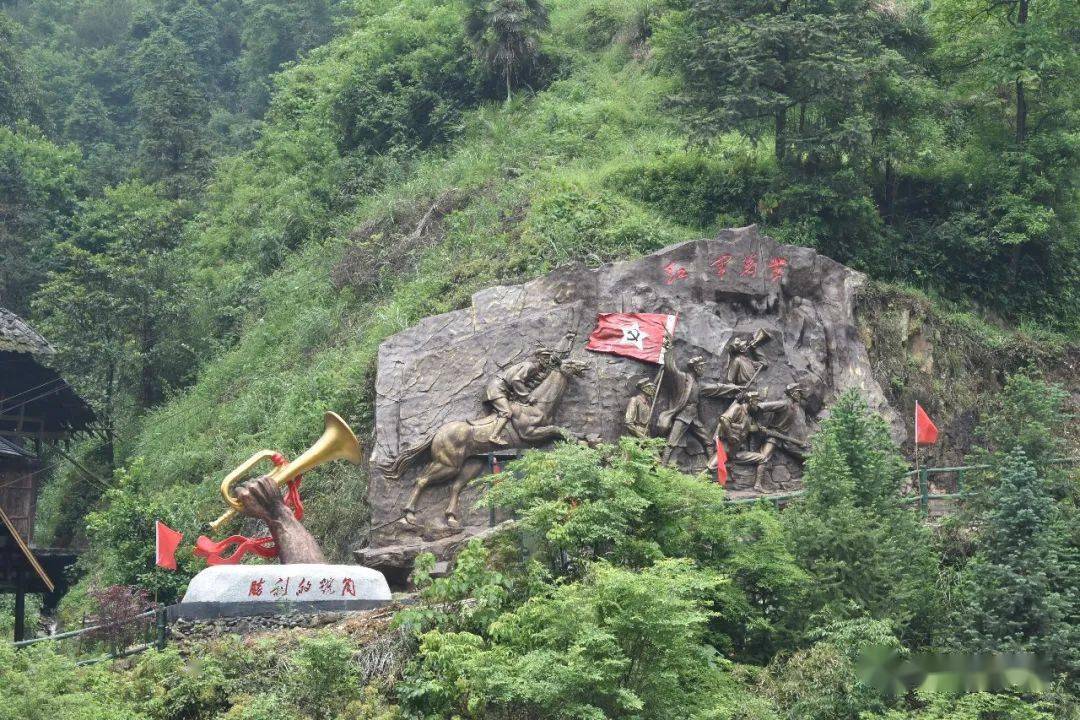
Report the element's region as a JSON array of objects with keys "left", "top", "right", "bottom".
[{"left": 1, "top": 0, "right": 1078, "bottom": 717}]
